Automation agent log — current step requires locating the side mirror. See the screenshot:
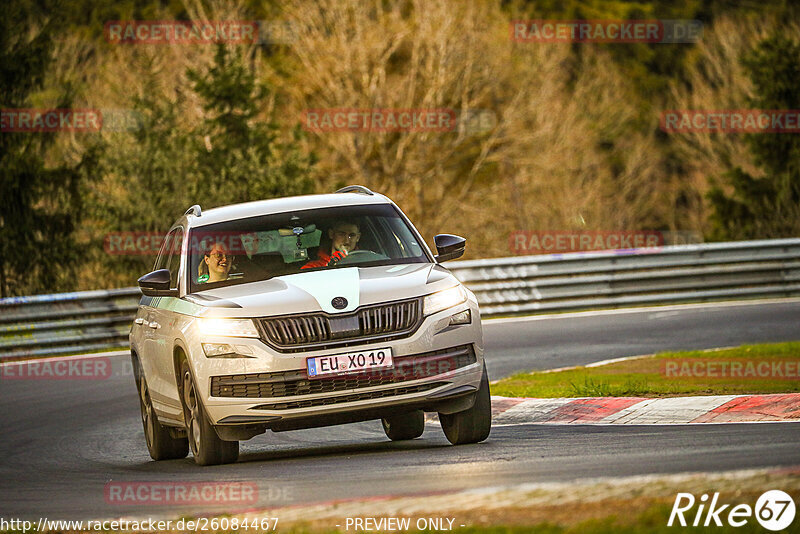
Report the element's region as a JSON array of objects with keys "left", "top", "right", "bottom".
[
  {"left": 434, "top": 234, "right": 466, "bottom": 262},
  {"left": 138, "top": 269, "right": 178, "bottom": 297}
]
